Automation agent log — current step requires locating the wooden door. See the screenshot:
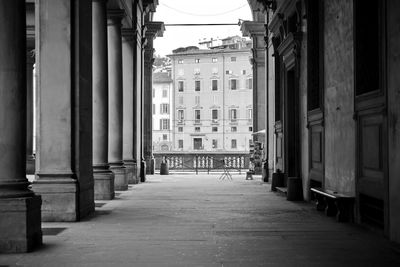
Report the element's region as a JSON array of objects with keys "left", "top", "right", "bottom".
[{"left": 354, "top": 0, "right": 387, "bottom": 231}]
